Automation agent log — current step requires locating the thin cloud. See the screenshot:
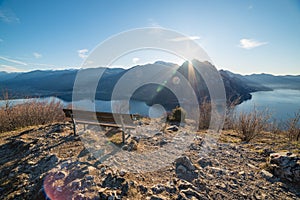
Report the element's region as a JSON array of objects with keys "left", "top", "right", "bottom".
[
  {"left": 78, "top": 49, "right": 89, "bottom": 59},
  {"left": 147, "top": 18, "right": 161, "bottom": 27},
  {"left": 0, "top": 64, "right": 23, "bottom": 72},
  {"left": 0, "top": 9, "right": 20, "bottom": 23},
  {"left": 0, "top": 56, "right": 28, "bottom": 65},
  {"left": 0, "top": 38, "right": 3, "bottom": 43},
  {"left": 27, "top": 62, "right": 56, "bottom": 68},
  {"left": 239, "top": 38, "right": 268, "bottom": 49},
  {"left": 0, "top": 55, "right": 57, "bottom": 70},
  {"left": 169, "top": 36, "right": 201, "bottom": 42},
  {"left": 33, "top": 52, "right": 42, "bottom": 59},
  {"left": 132, "top": 57, "right": 140, "bottom": 64}
]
